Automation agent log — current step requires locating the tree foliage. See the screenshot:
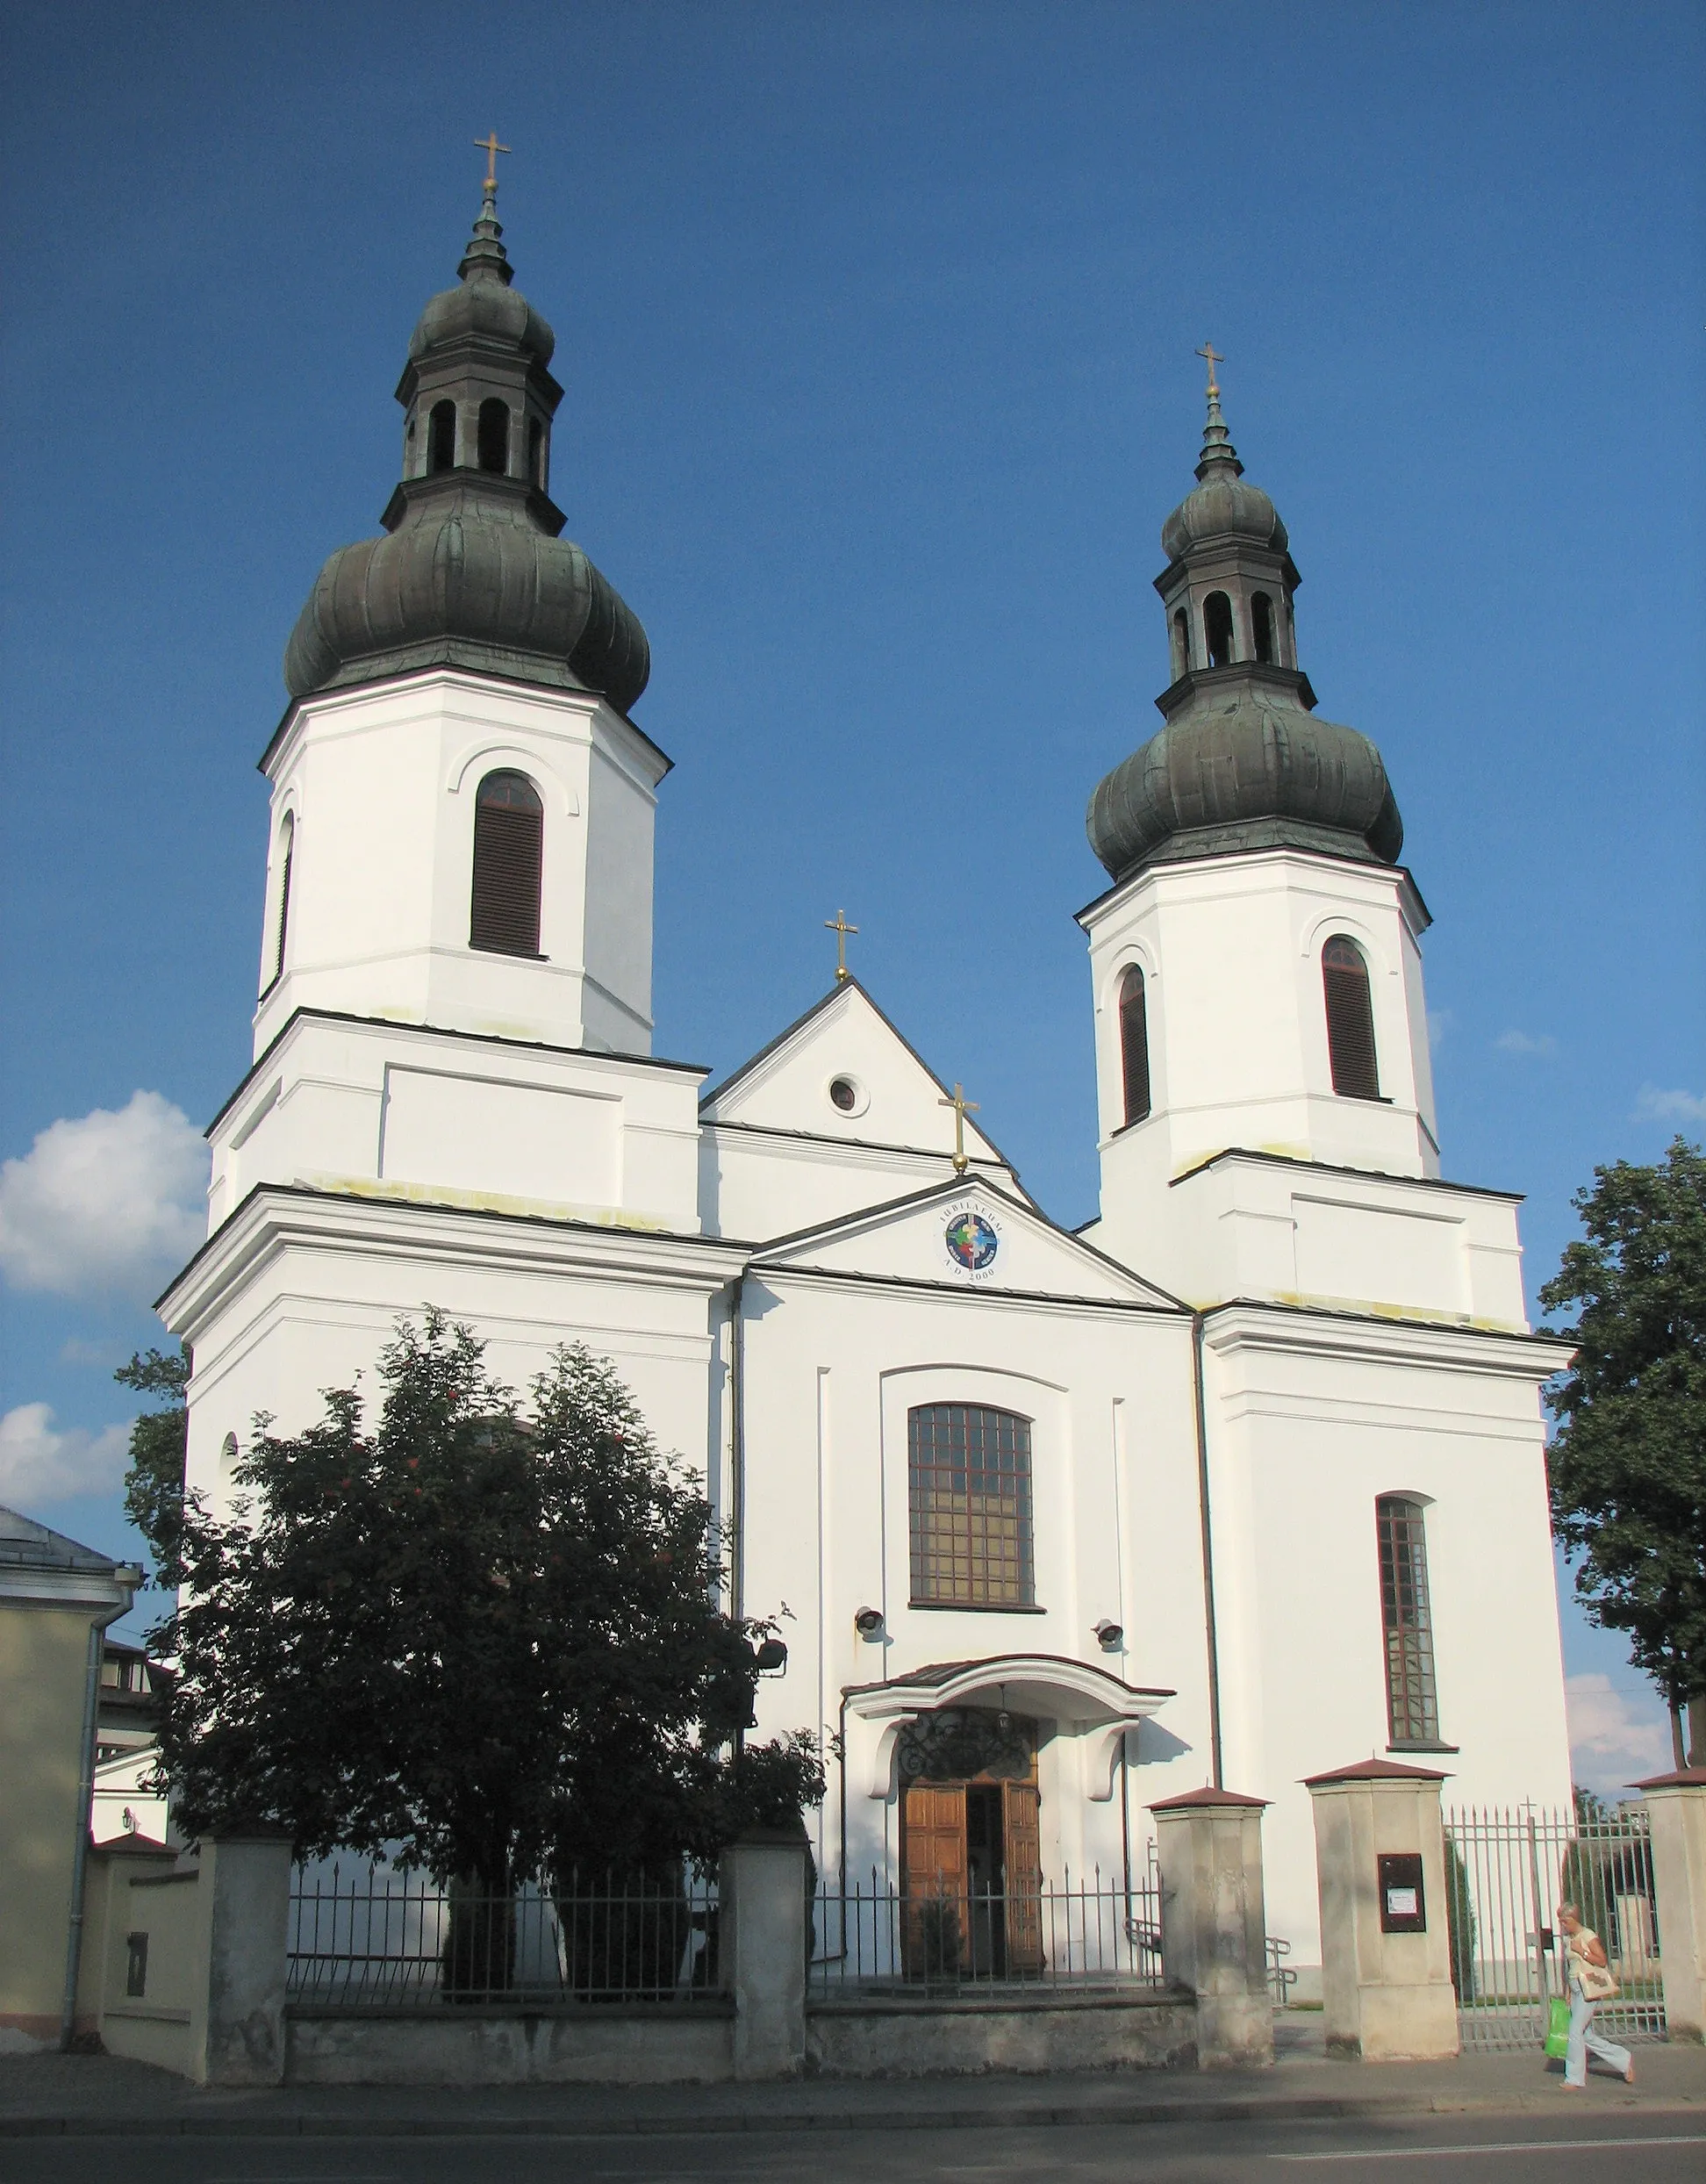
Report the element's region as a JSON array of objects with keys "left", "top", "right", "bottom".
[
  {"left": 116, "top": 1344, "right": 190, "bottom": 1586},
  {"left": 154, "top": 1311, "right": 823, "bottom": 1889},
  {"left": 1541, "top": 1137, "right": 1706, "bottom": 1752}
]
